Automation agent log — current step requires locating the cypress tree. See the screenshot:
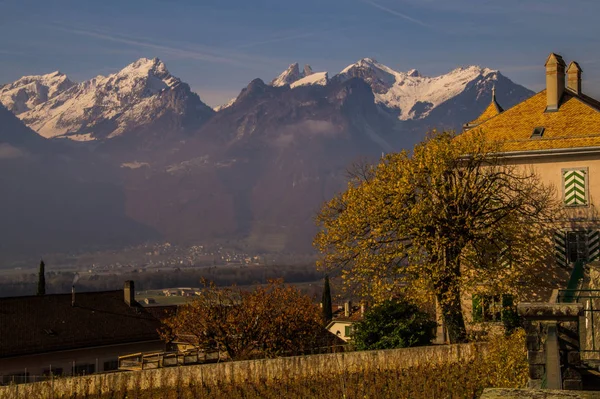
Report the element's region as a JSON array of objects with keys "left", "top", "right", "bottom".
[
  {"left": 321, "top": 275, "right": 333, "bottom": 323},
  {"left": 37, "top": 259, "right": 46, "bottom": 296}
]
